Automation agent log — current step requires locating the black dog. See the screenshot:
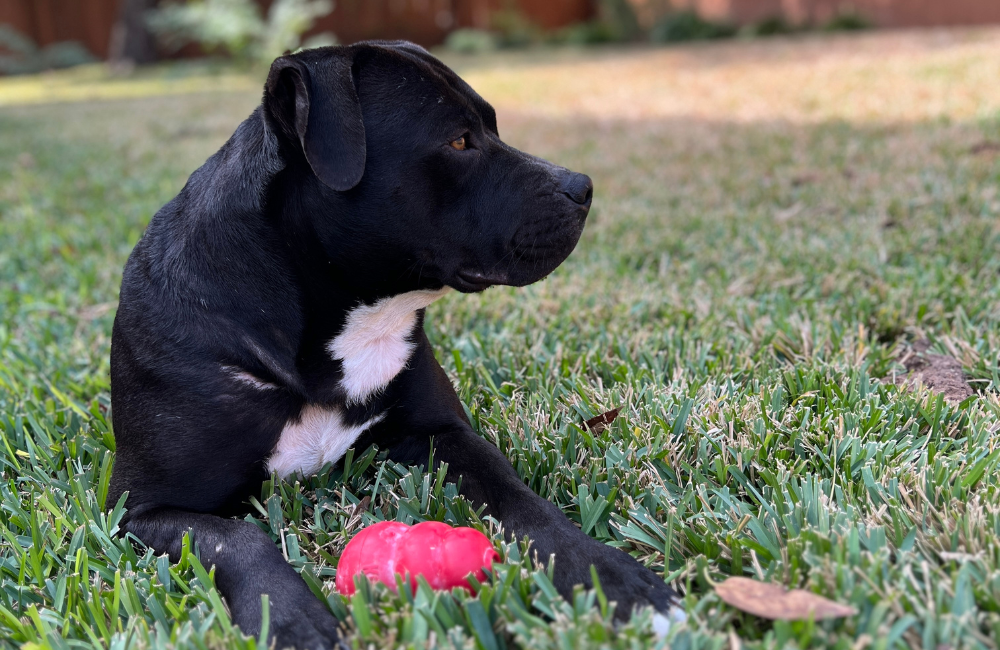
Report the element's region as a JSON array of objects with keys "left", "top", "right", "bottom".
[{"left": 110, "top": 41, "right": 679, "bottom": 648}]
